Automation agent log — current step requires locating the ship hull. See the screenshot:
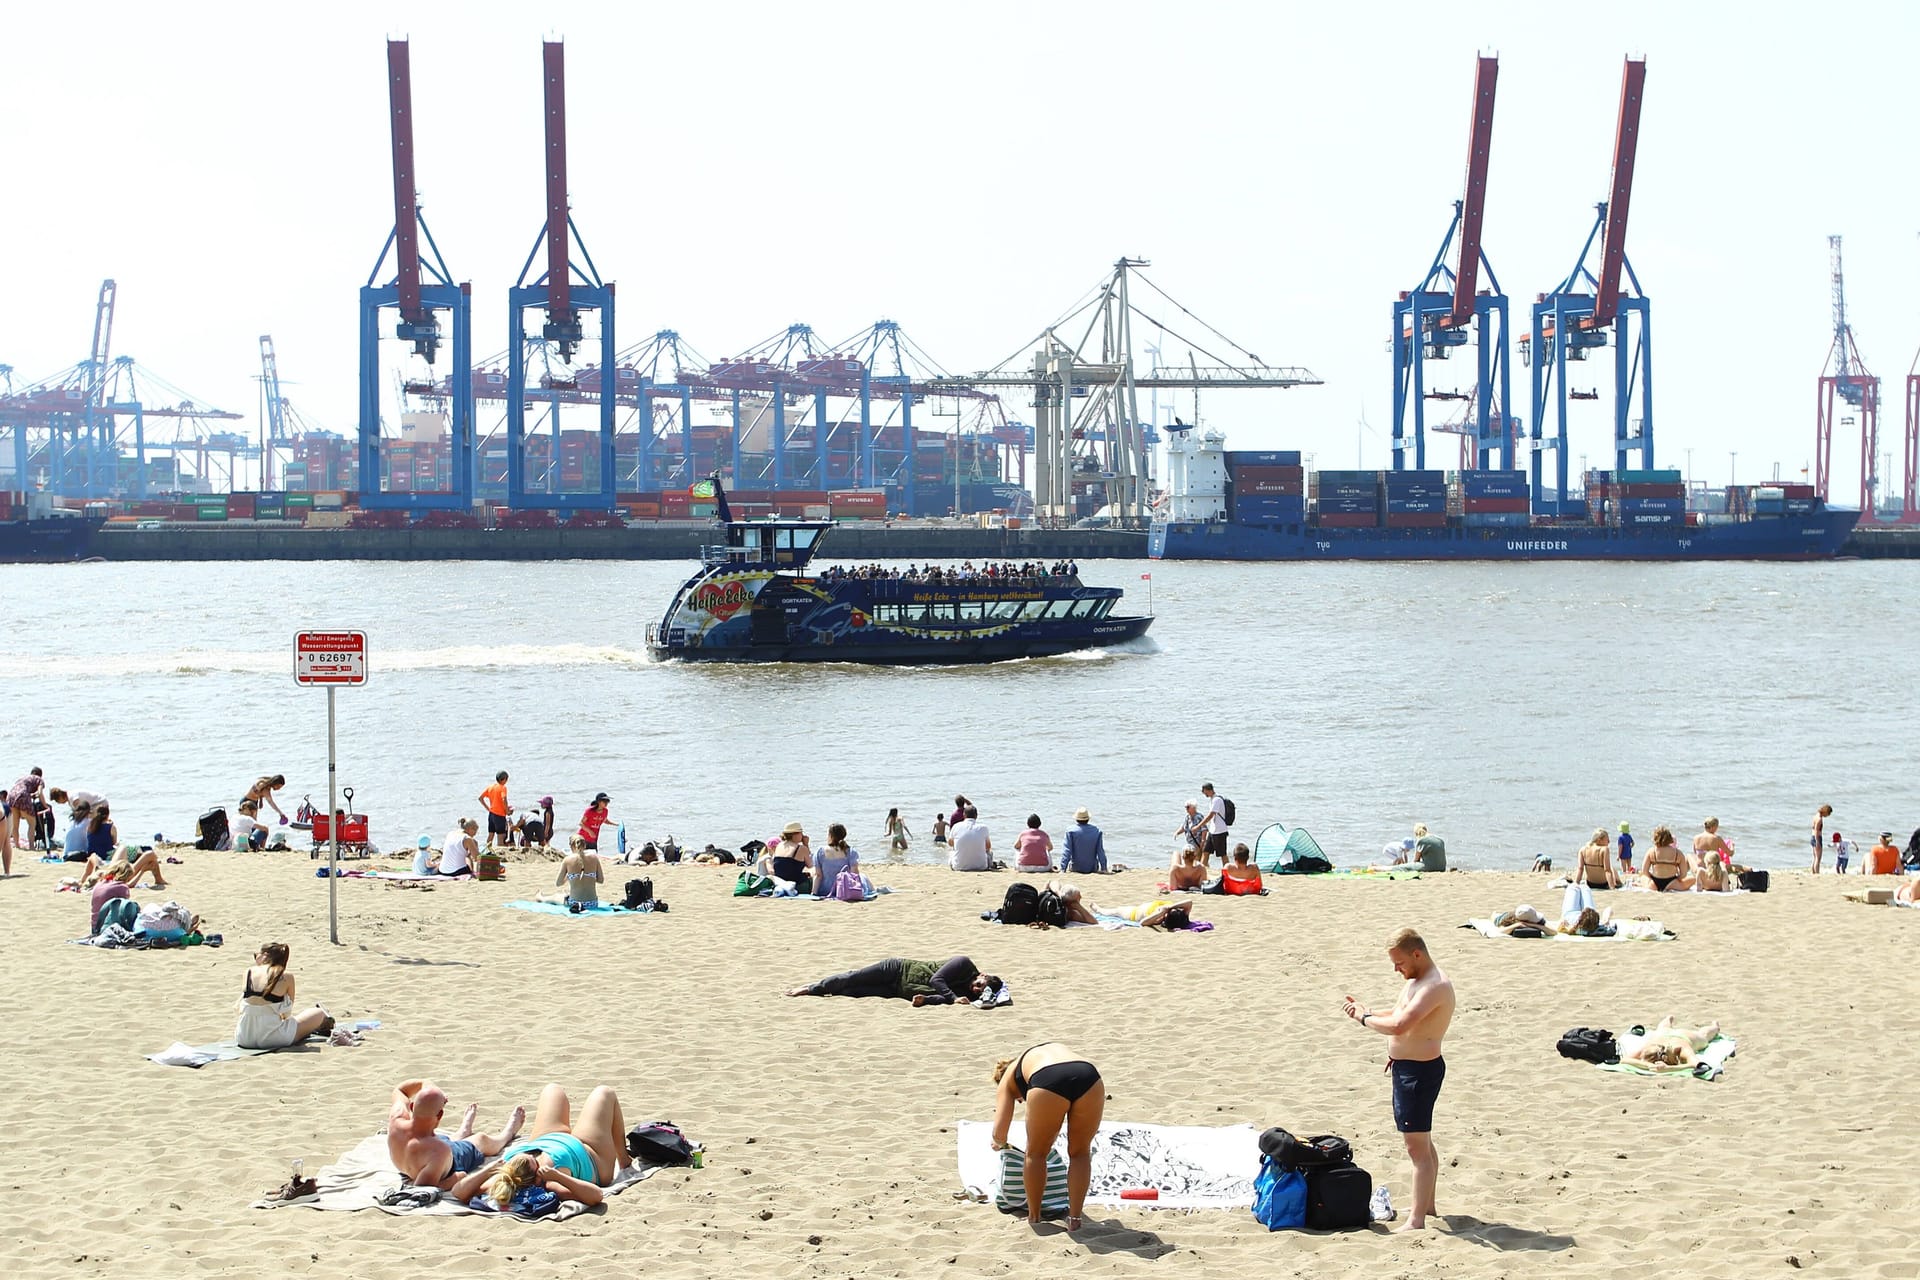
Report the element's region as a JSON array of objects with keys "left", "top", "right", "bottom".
[
  {"left": 651, "top": 614, "right": 1153, "bottom": 664},
  {"left": 0, "top": 516, "right": 105, "bottom": 563},
  {"left": 1149, "top": 510, "right": 1859, "bottom": 561}
]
